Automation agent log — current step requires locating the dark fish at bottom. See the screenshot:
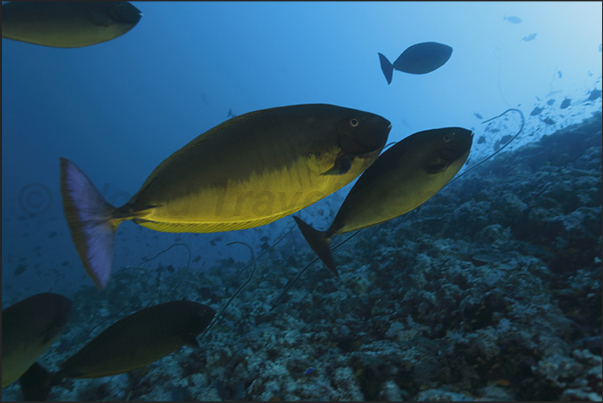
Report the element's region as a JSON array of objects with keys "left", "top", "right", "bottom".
[
  {"left": 20, "top": 300, "right": 215, "bottom": 400},
  {"left": 2, "top": 293, "right": 72, "bottom": 388},
  {"left": 294, "top": 127, "right": 473, "bottom": 276}
]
